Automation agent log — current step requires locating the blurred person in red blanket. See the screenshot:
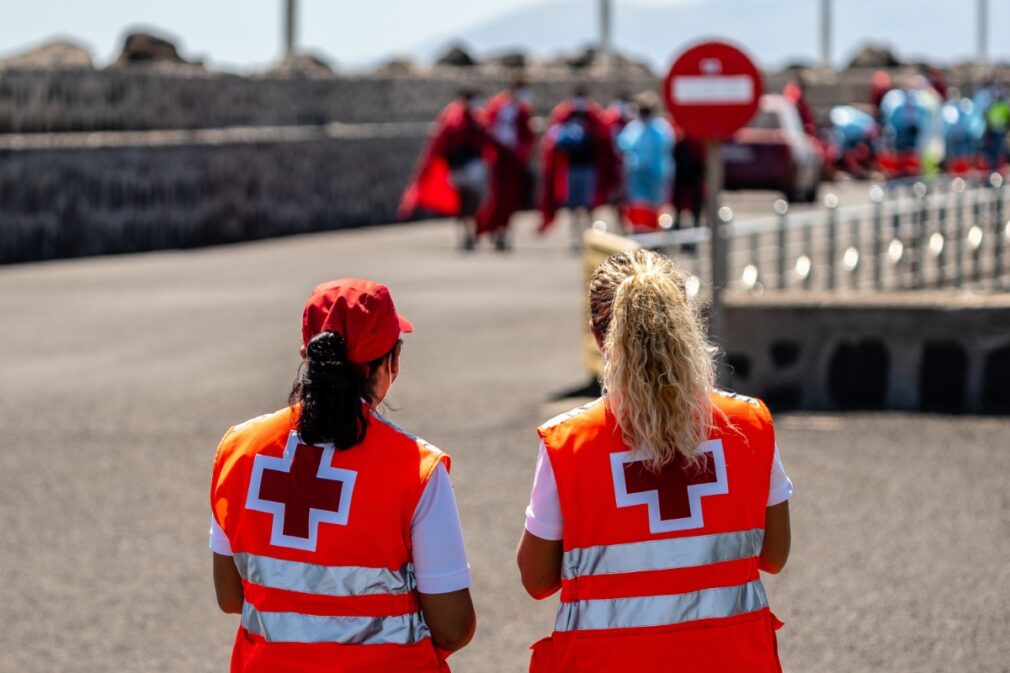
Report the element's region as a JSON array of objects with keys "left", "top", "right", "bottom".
[
  {"left": 539, "top": 87, "right": 620, "bottom": 250},
  {"left": 479, "top": 78, "right": 536, "bottom": 251},
  {"left": 399, "top": 90, "right": 492, "bottom": 250}
]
